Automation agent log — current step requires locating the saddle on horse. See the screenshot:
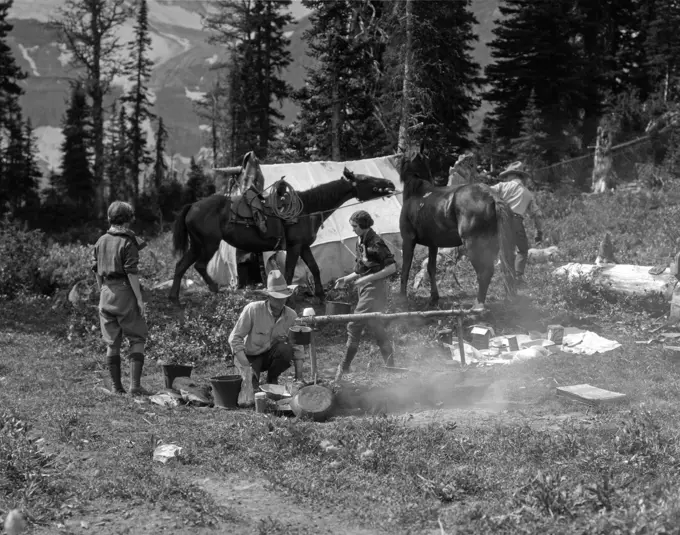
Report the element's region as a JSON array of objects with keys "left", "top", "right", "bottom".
[{"left": 231, "top": 187, "right": 286, "bottom": 248}]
